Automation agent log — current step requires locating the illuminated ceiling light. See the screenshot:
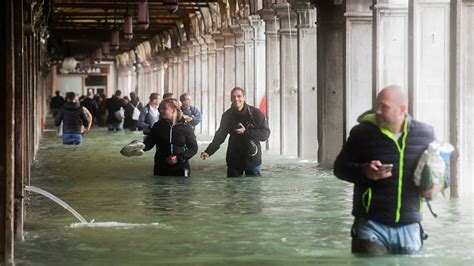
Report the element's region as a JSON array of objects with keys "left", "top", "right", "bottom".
[{"left": 62, "top": 57, "right": 77, "bottom": 71}]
